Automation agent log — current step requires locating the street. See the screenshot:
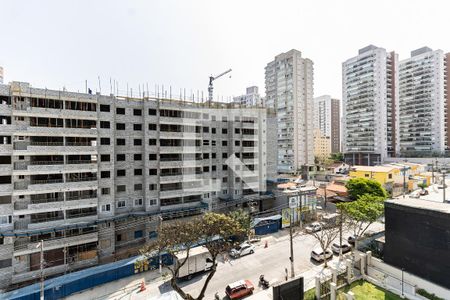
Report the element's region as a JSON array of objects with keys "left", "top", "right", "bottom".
[{"left": 65, "top": 222, "right": 384, "bottom": 300}]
